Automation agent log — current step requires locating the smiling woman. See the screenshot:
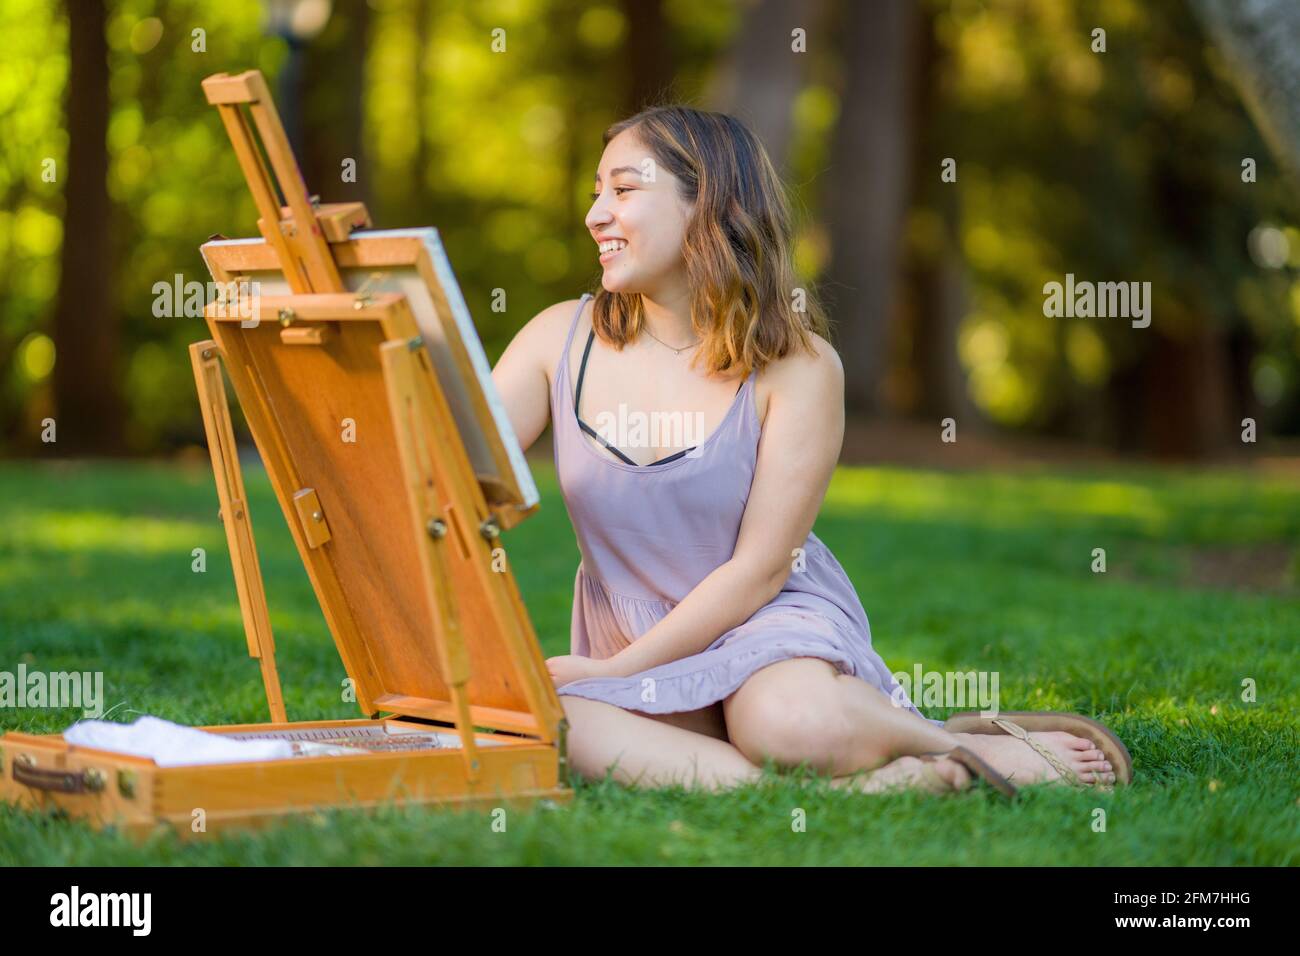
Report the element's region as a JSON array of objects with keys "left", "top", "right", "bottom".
[
  {"left": 489, "top": 104, "right": 1124, "bottom": 799},
  {"left": 585, "top": 108, "right": 825, "bottom": 381}
]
